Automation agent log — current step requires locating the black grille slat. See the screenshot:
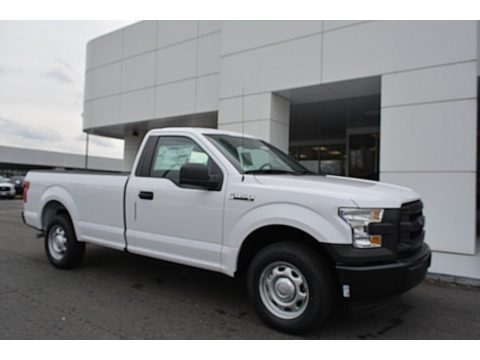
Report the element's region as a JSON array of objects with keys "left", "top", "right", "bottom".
[
  {"left": 400, "top": 200, "right": 423, "bottom": 214},
  {"left": 400, "top": 217, "right": 424, "bottom": 233},
  {"left": 398, "top": 200, "right": 425, "bottom": 255}
]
